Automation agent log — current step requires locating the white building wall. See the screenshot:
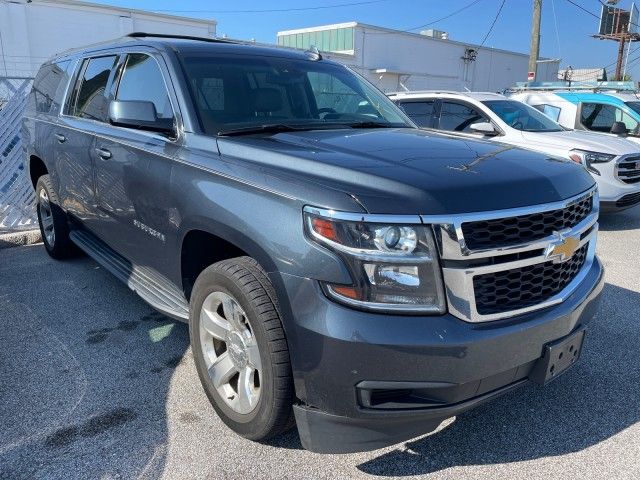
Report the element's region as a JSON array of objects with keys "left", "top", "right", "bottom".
[
  {"left": 320, "top": 24, "right": 559, "bottom": 93},
  {"left": 0, "top": 0, "right": 216, "bottom": 78}
]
